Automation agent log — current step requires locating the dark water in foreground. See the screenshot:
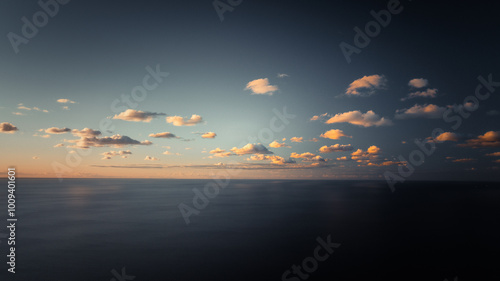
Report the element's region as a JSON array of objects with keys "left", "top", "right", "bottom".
[{"left": 0, "top": 179, "right": 499, "bottom": 281}]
